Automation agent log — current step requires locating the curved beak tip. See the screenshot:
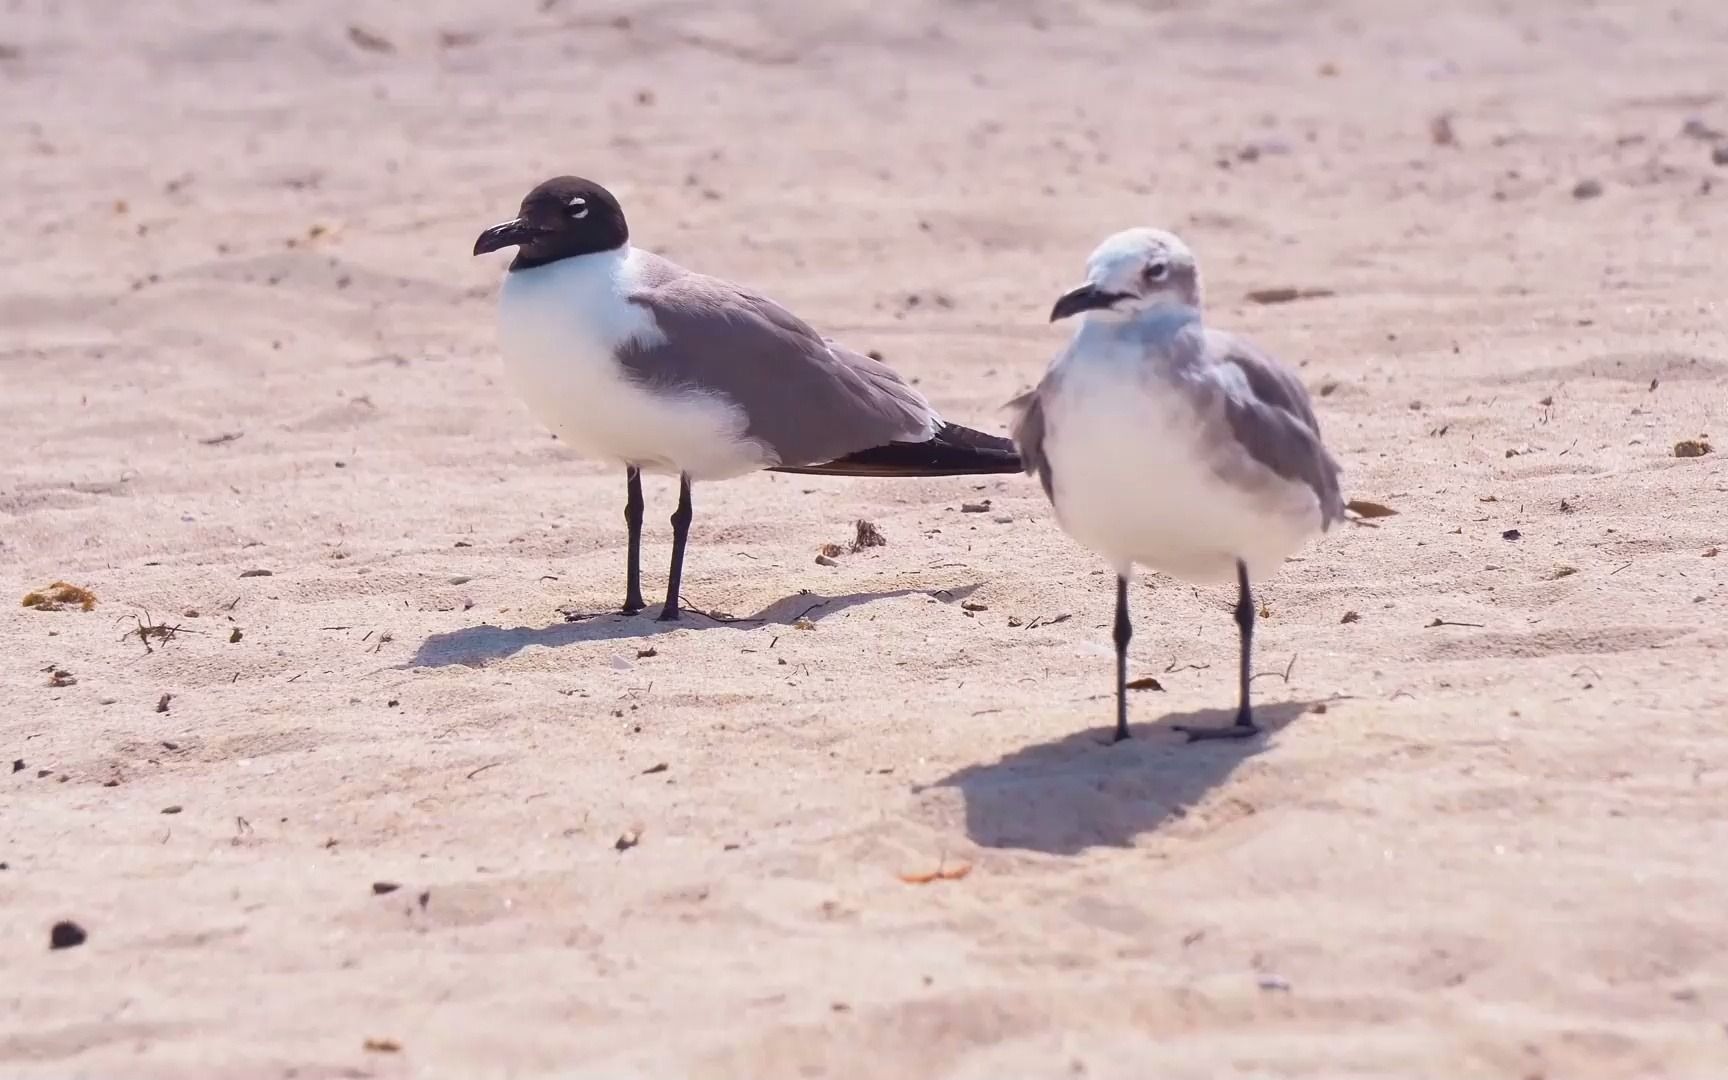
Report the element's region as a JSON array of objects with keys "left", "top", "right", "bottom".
[
  {"left": 1050, "top": 283, "right": 1115, "bottom": 322},
  {"left": 472, "top": 219, "right": 525, "bottom": 257}
]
